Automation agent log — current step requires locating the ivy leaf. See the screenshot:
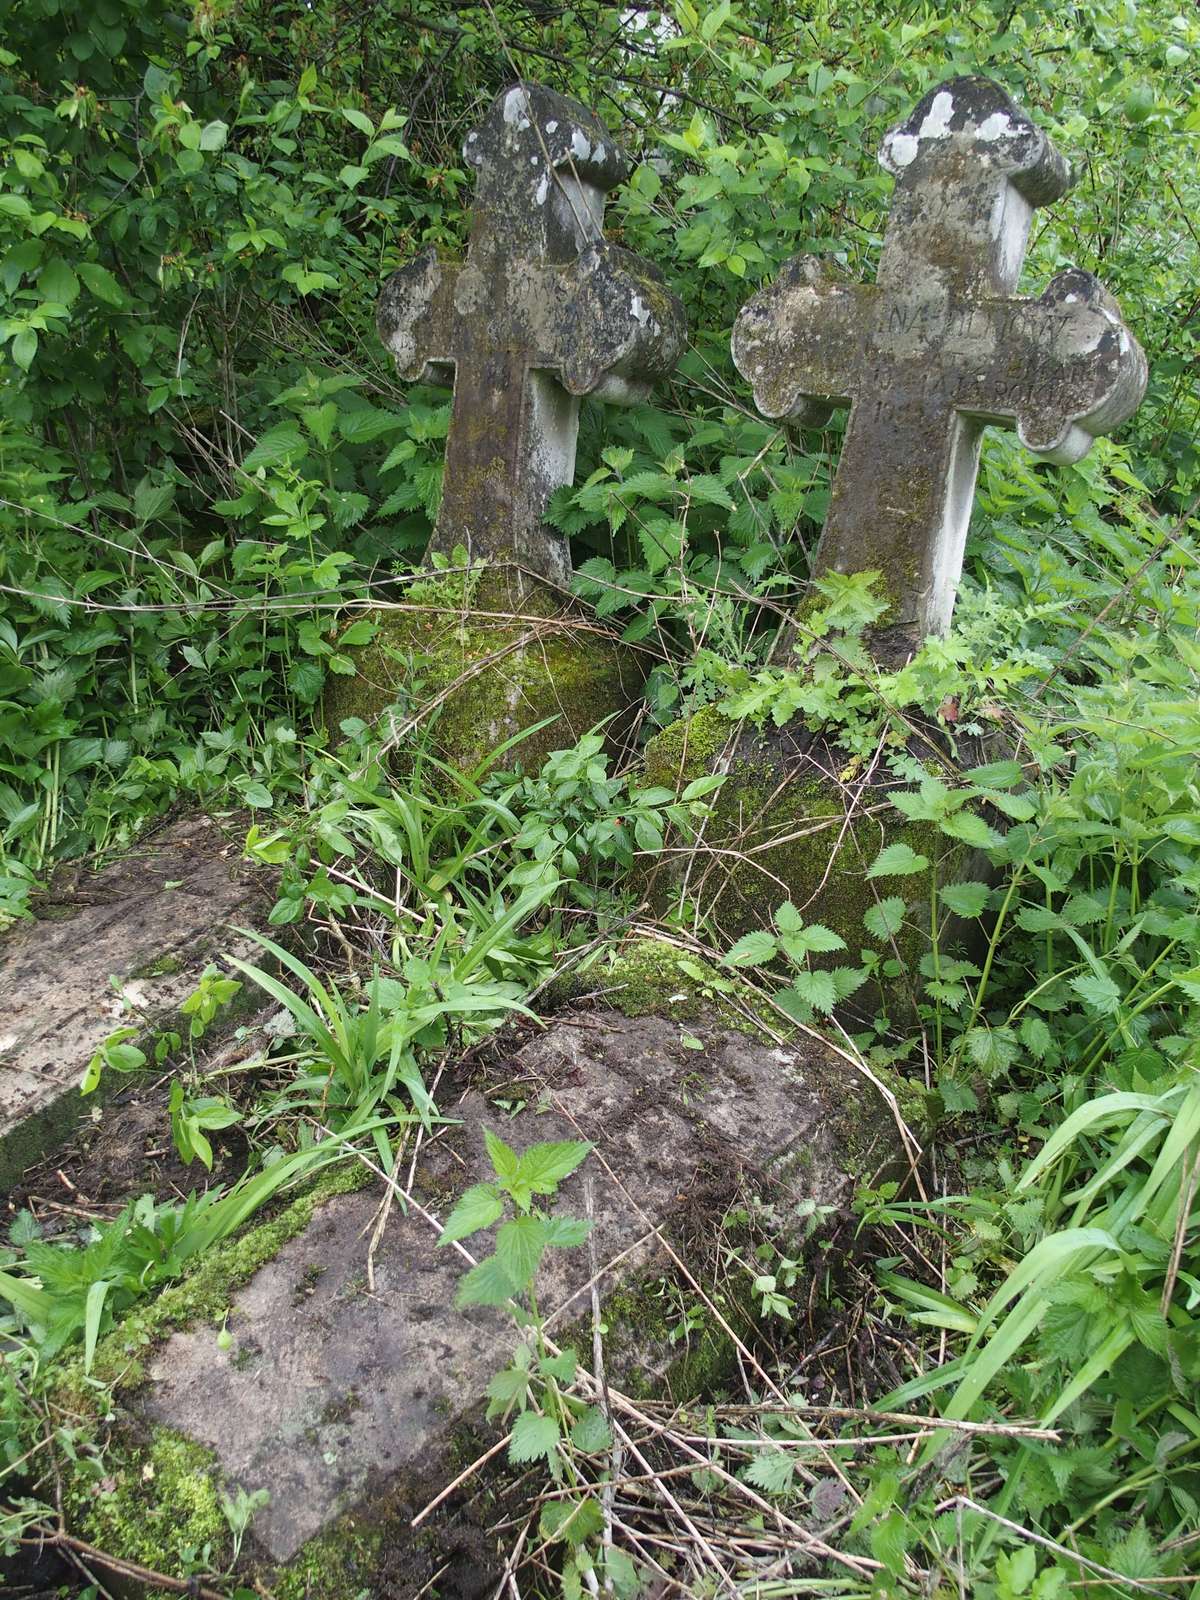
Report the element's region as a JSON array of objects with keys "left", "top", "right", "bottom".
[
  {"left": 438, "top": 1183, "right": 503, "bottom": 1246},
  {"left": 508, "top": 1411, "right": 560, "bottom": 1464}
]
